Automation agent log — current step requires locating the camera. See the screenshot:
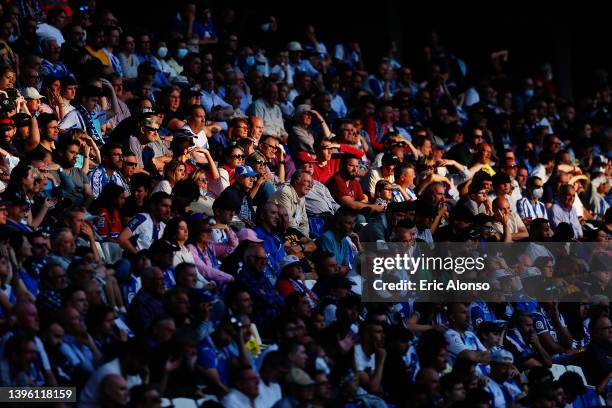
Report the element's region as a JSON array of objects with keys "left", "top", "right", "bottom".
[{"left": 5, "top": 88, "right": 18, "bottom": 100}]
